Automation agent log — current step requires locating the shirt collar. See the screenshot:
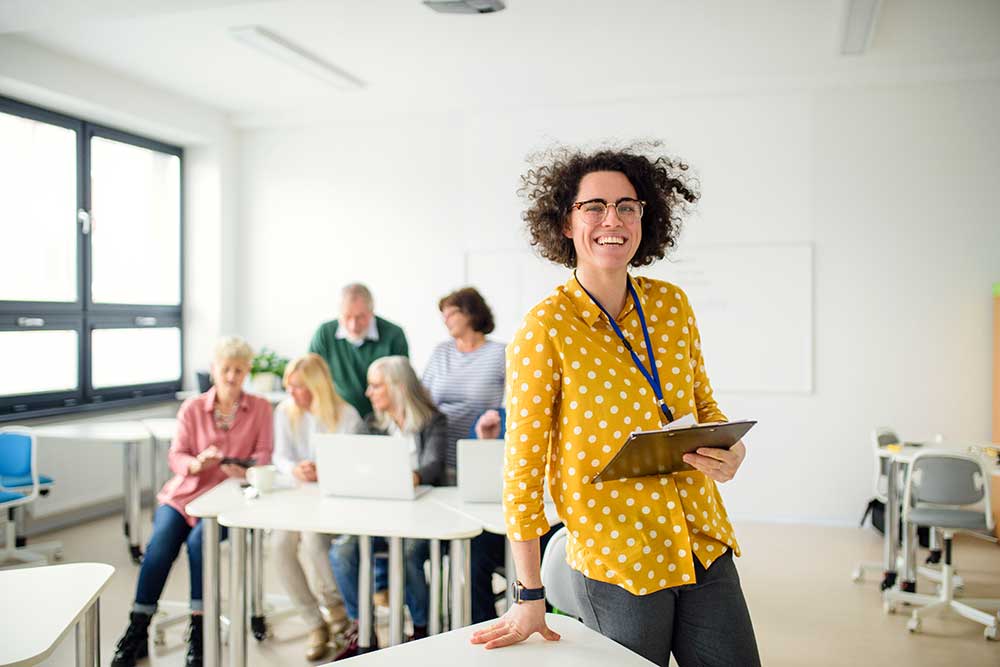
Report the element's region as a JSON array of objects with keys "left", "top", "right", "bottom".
[
  {"left": 566, "top": 272, "right": 646, "bottom": 328},
  {"left": 336, "top": 316, "right": 380, "bottom": 346},
  {"left": 199, "top": 385, "right": 251, "bottom": 412}
]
